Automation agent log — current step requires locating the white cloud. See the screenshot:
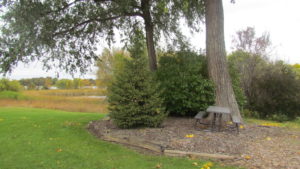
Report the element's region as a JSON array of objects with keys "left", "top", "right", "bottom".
[{"left": 224, "top": 0, "right": 300, "bottom": 63}]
